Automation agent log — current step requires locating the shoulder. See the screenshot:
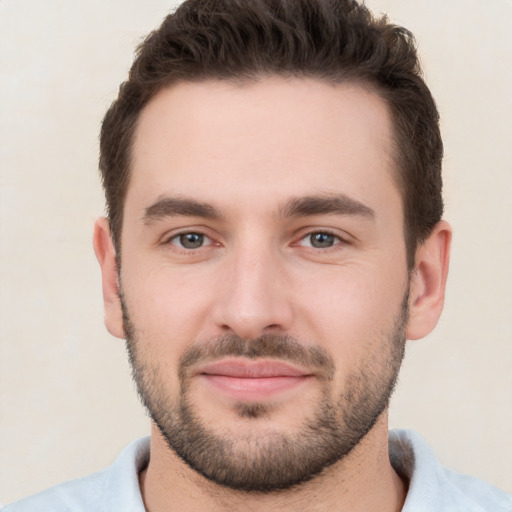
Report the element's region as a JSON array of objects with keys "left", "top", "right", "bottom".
[
  {"left": 2, "top": 437, "right": 150, "bottom": 512},
  {"left": 1, "top": 469, "right": 108, "bottom": 512},
  {"left": 390, "top": 429, "right": 512, "bottom": 512}
]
